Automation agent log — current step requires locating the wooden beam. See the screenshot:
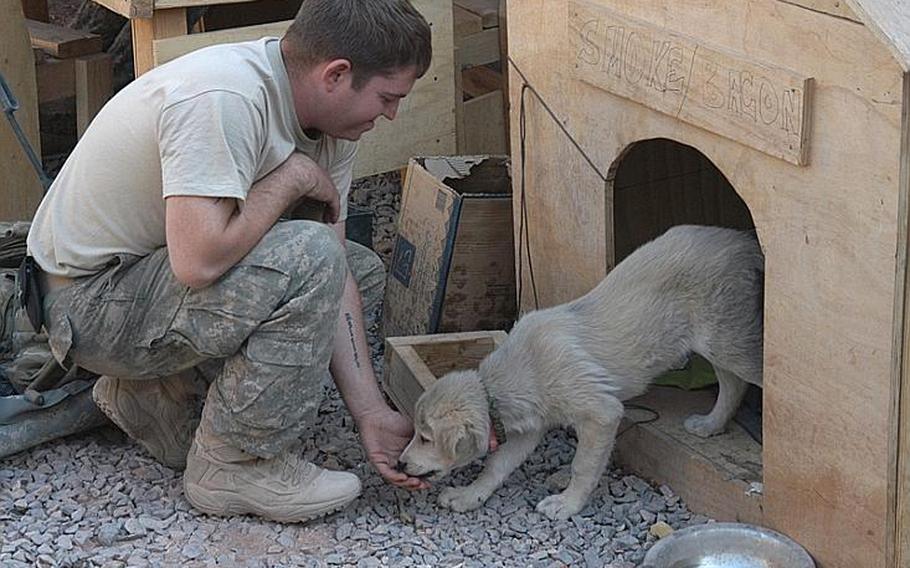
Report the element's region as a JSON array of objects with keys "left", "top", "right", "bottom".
[
  {"left": 35, "top": 58, "right": 75, "bottom": 103},
  {"left": 26, "top": 19, "right": 103, "bottom": 59},
  {"left": 462, "top": 66, "right": 502, "bottom": 98},
  {"left": 889, "top": 71, "right": 910, "bottom": 568},
  {"left": 152, "top": 19, "right": 291, "bottom": 67},
  {"left": 1, "top": 0, "right": 42, "bottom": 220},
  {"left": 153, "top": 0, "right": 258, "bottom": 9},
  {"left": 384, "top": 332, "right": 508, "bottom": 418},
  {"left": 498, "top": 0, "right": 510, "bottom": 151},
  {"left": 462, "top": 90, "right": 507, "bottom": 154},
  {"left": 454, "top": 4, "right": 483, "bottom": 40},
  {"left": 454, "top": 0, "right": 499, "bottom": 28},
  {"left": 75, "top": 53, "right": 113, "bottom": 137},
  {"left": 456, "top": 27, "right": 500, "bottom": 69},
  {"left": 89, "top": 0, "right": 152, "bottom": 19},
  {"left": 614, "top": 387, "right": 764, "bottom": 525},
  {"left": 131, "top": 7, "right": 186, "bottom": 76}
]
